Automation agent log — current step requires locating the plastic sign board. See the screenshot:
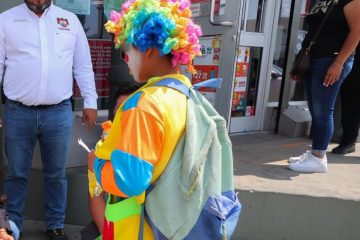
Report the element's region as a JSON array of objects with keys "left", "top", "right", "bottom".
[
  {"left": 54, "top": 0, "right": 90, "bottom": 15},
  {"left": 73, "top": 40, "right": 112, "bottom": 98}
]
